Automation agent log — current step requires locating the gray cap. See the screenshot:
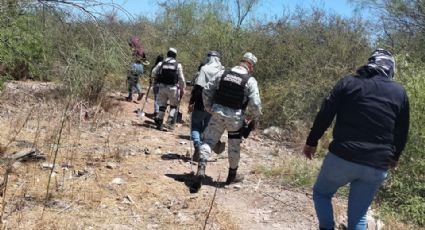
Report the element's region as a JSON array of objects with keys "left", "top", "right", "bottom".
[
  {"left": 242, "top": 52, "right": 257, "bottom": 65},
  {"left": 207, "top": 50, "right": 220, "bottom": 58}
]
